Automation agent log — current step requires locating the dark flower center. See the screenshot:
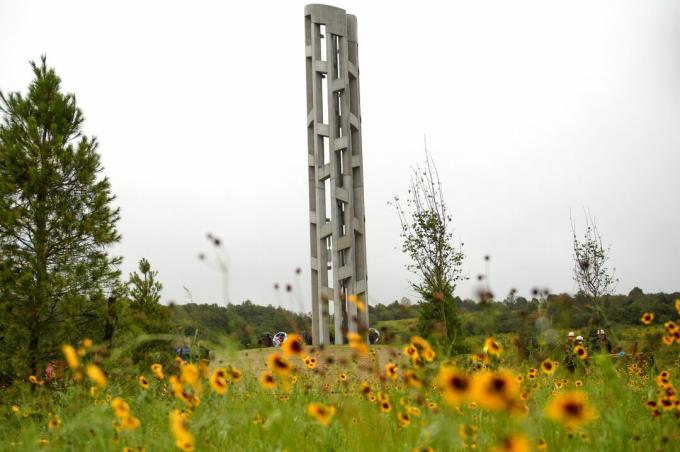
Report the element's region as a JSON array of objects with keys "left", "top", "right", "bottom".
[
  {"left": 564, "top": 402, "right": 583, "bottom": 417},
  {"left": 449, "top": 376, "right": 469, "bottom": 391},
  {"left": 491, "top": 378, "right": 506, "bottom": 393}
]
